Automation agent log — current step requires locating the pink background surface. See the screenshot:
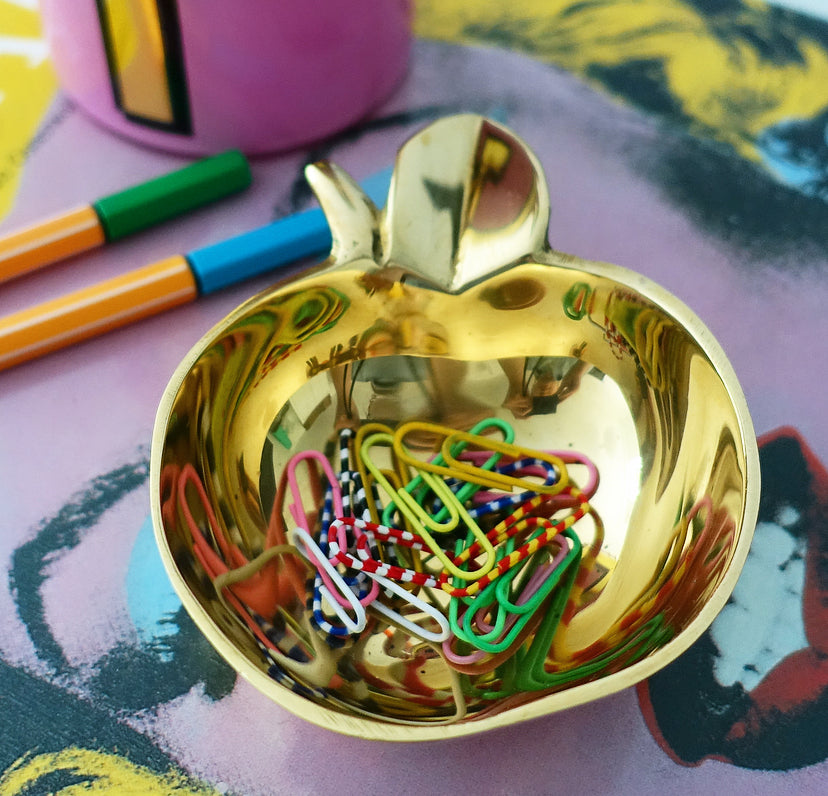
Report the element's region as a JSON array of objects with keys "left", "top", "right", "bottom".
[{"left": 1, "top": 39, "right": 826, "bottom": 793}]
